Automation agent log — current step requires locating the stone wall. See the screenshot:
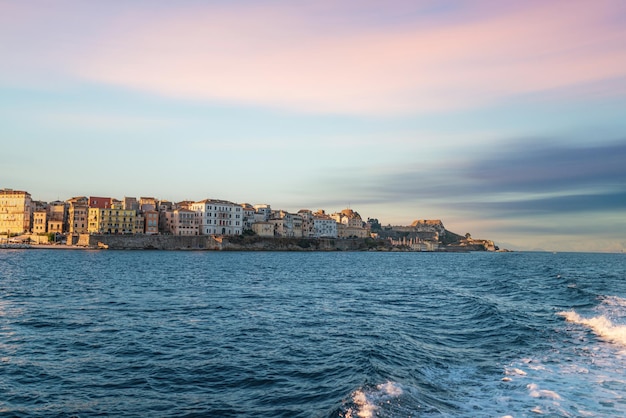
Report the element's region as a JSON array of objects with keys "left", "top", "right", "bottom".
[{"left": 71, "top": 234, "right": 393, "bottom": 251}]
